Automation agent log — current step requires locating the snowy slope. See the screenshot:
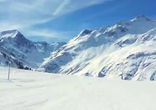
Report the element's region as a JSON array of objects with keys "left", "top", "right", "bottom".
[
  {"left": 0, "top": 67, "right": 156, "bottom": 110},
  {"left": 0, "top": 30, "right": 65, "bottom": 69},
  {"left": 39, "top": 16, "right": 156, "bottom": 81}
]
